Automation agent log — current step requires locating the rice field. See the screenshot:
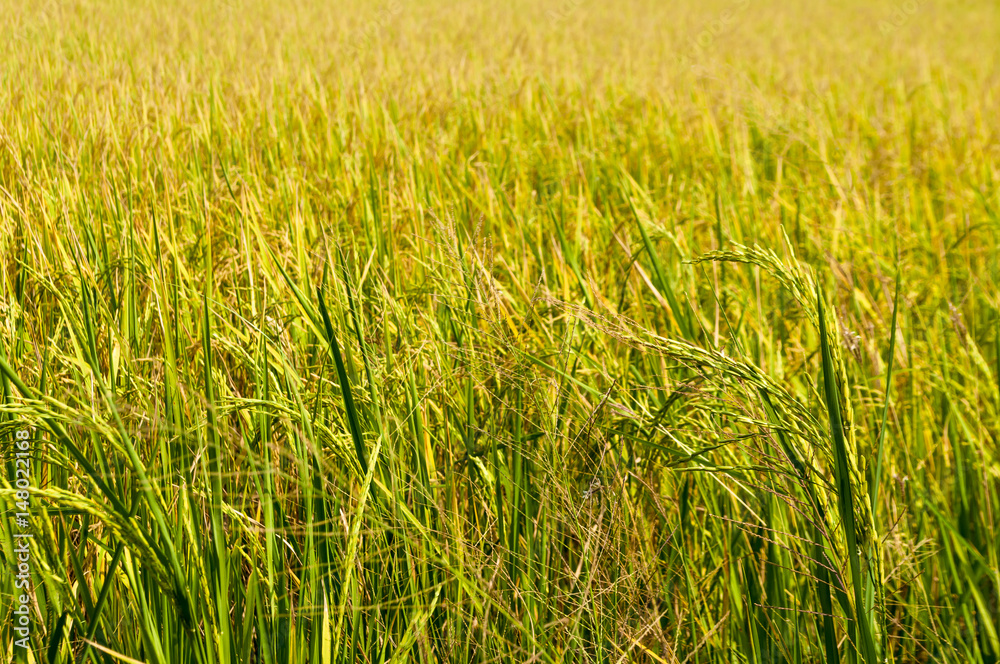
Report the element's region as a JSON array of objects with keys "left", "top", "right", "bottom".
[{"left": 1, "top": 0, "right": 999, "bottom": 662}]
